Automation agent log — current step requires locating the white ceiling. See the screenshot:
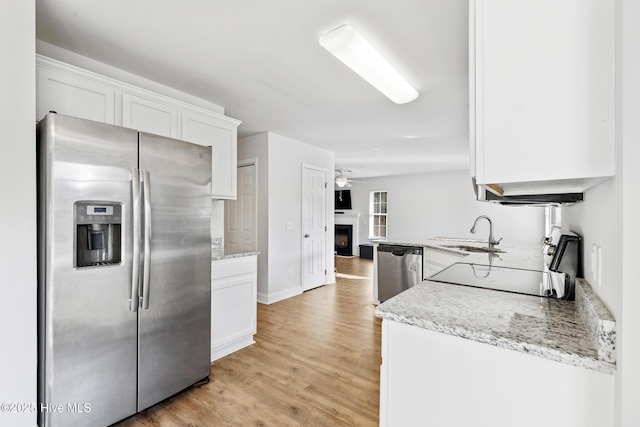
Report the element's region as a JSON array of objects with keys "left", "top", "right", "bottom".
[{"left": 36, "top": 0, "right": 470, "bottom": 180}]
